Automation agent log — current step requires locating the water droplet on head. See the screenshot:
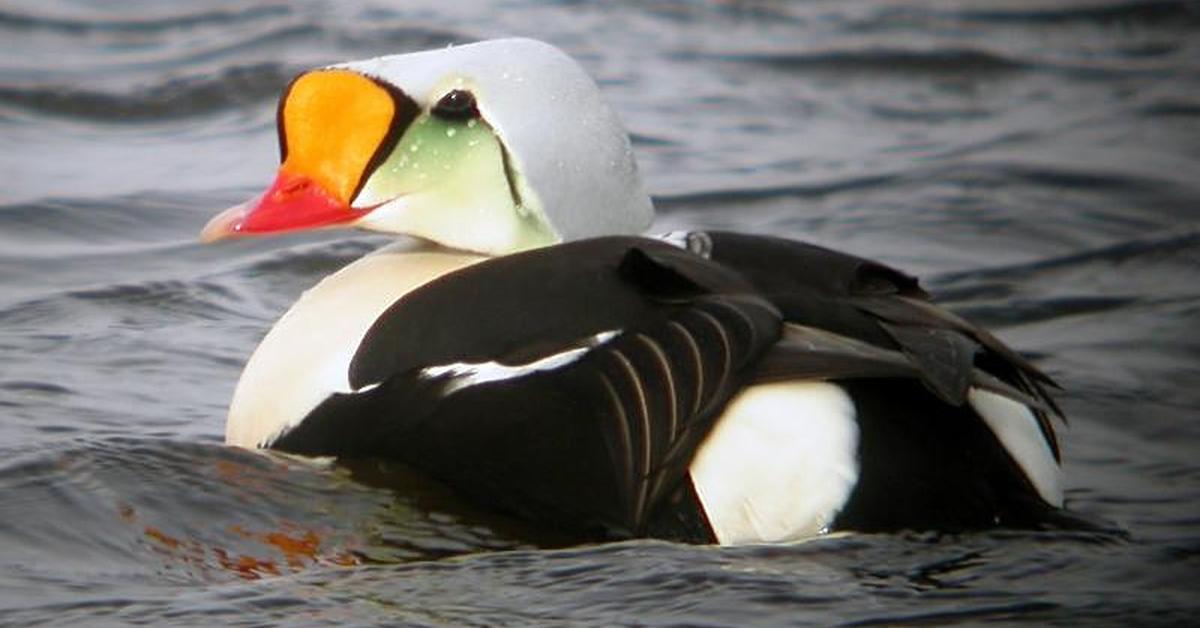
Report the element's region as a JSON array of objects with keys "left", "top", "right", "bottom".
[
  {"left": 467, "top": 119, "right": 477, "bottom": 129},
  {"left": 446, "top": 128, "right": 457, "bottom": 138}
]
